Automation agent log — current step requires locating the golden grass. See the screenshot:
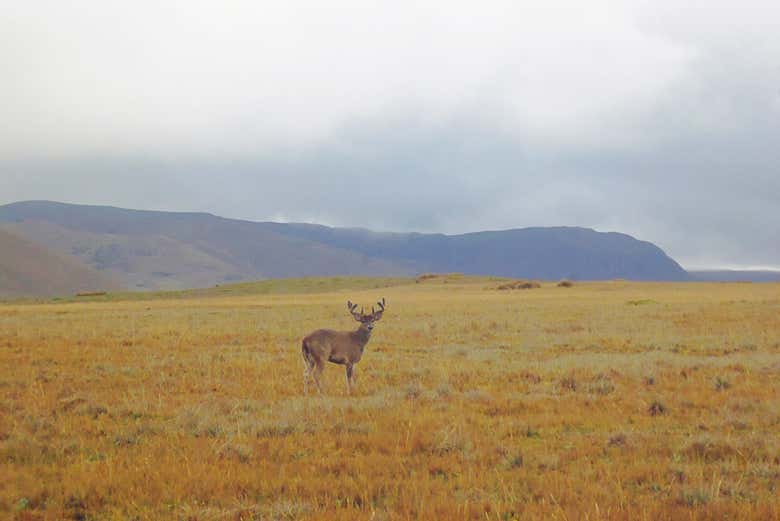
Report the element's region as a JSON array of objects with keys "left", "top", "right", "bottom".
[{"left": 1, "top": 278, "right": 780, "bottom": 520}]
